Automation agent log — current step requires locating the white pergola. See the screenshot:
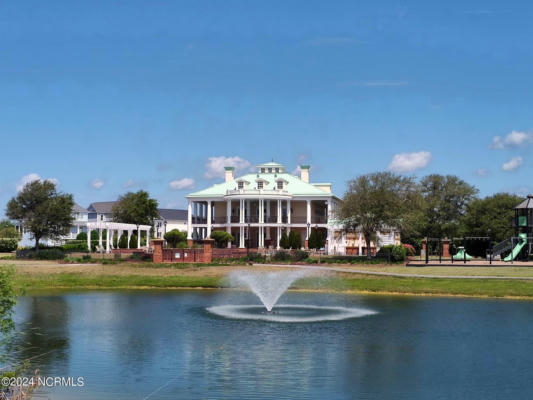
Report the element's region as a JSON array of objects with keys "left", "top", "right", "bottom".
[{"left": 86, "top": 222, "right": 152, "bottom": 253}]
